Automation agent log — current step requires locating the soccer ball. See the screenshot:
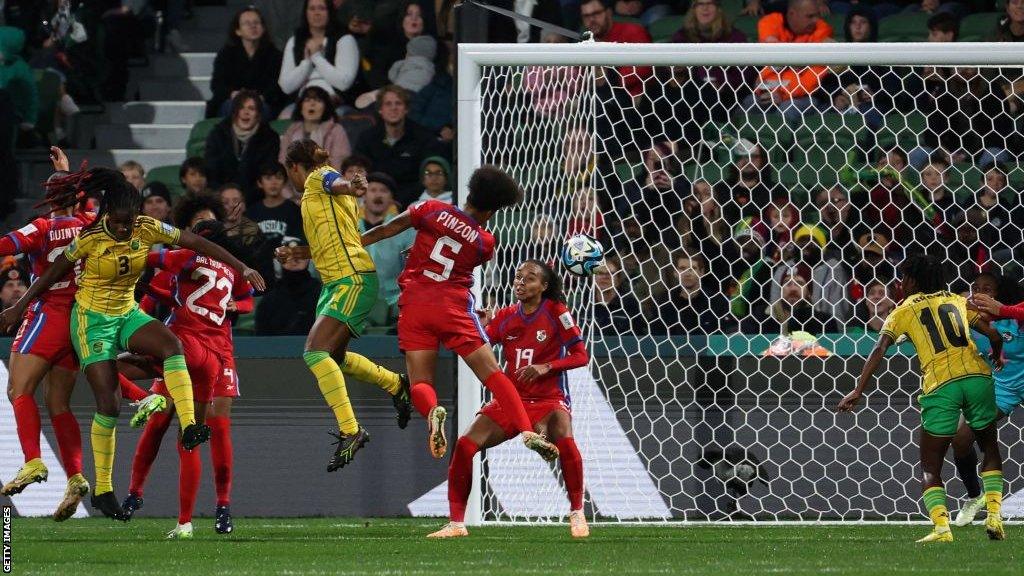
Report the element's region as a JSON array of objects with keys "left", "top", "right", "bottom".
[{"left": 560, "top": 233, "right": 604, "bottom": 276}]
